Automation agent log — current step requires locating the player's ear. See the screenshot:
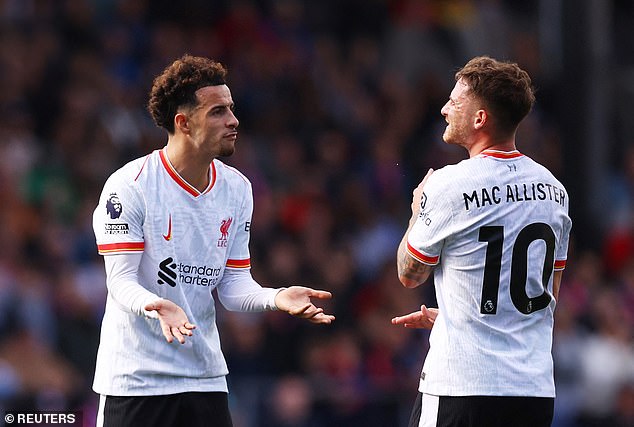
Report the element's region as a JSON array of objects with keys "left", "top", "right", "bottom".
[
  {"left": 473, "top": 109, "right": 487, "bottom": 130},
  {"left": 174, "top": 112, "right": 190, "bottom": 134}
]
